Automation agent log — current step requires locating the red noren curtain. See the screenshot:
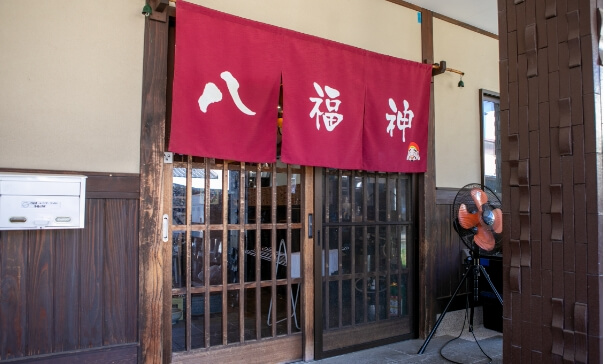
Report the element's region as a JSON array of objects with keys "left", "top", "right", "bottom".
[{"left": 170, "top": 1, "right": 432, "bottom": 172}]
